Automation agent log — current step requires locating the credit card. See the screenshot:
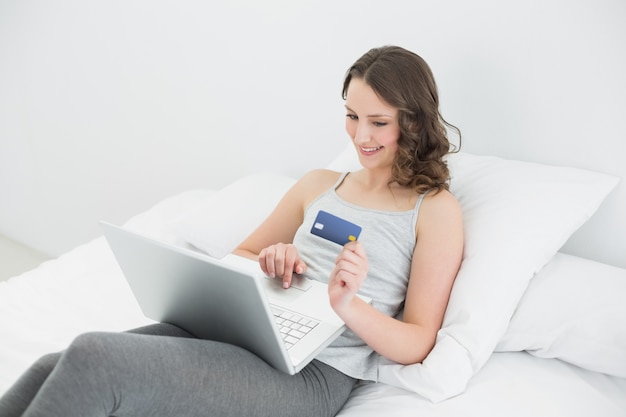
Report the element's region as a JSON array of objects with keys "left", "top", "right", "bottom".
[{"left": 310, "top": 210, "right": 362, "bottom": 246}]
